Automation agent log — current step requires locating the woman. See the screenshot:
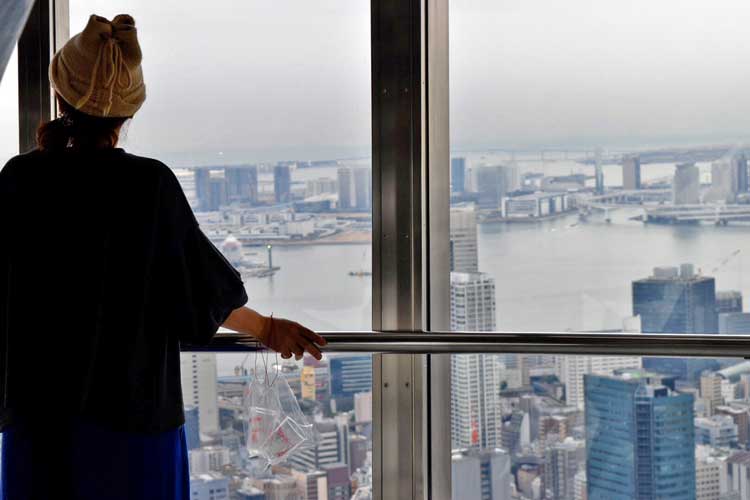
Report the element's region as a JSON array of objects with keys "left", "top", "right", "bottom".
[{"left": 0, "top": 14, "right": 325, "bottom": 500}]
